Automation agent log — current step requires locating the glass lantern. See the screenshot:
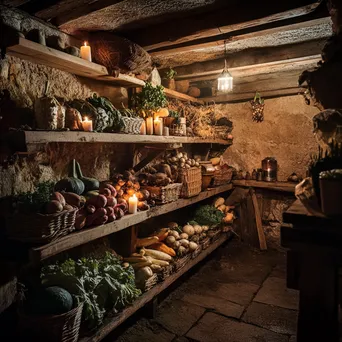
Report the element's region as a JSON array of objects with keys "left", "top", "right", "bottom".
[{"left": 217, "top": 60, "right": 233, "bottom": 92}]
